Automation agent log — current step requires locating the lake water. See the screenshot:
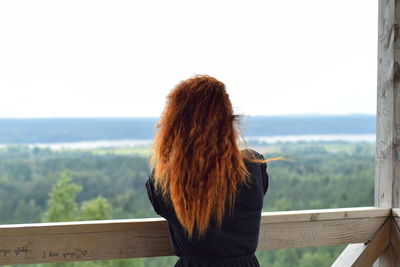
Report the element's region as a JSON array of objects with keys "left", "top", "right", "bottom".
[
  {"left": 0, "top": 134, "right": 375, "bottom": 150},
  {"left": 247, "top": 134, "right": 376, "bottom": 143}
]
